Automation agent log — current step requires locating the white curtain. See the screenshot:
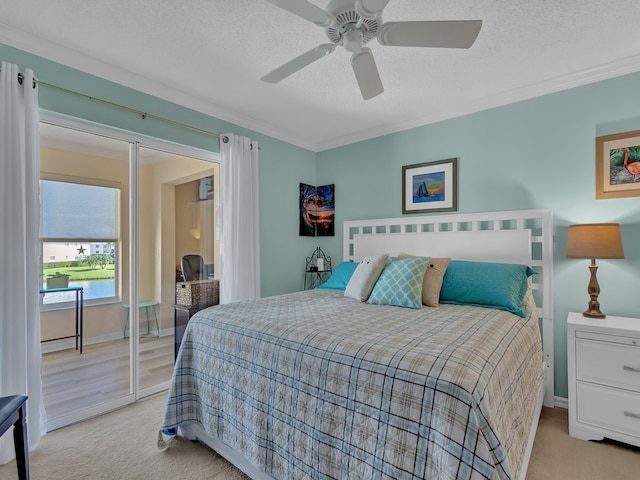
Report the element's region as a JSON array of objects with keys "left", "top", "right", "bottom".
[
  {"left": 219, "top": 134, "right": 260, "bottom": 303},
  {"left": 0, "top": 61, "right": 47, "bottom": 464}
]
